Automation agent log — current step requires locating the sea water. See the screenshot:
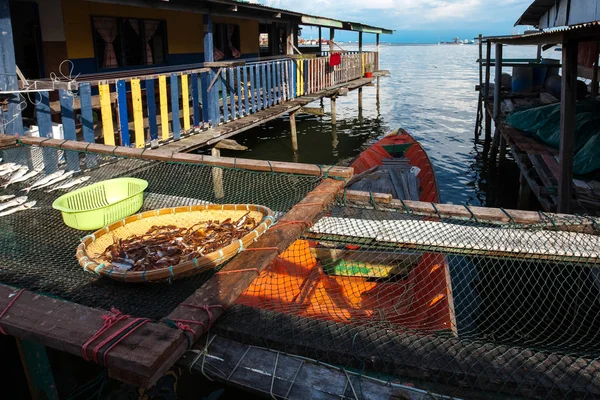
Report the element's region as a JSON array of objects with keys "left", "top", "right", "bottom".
[{"left": 218, "top": 44, "right": 553, "bottom": 208}]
